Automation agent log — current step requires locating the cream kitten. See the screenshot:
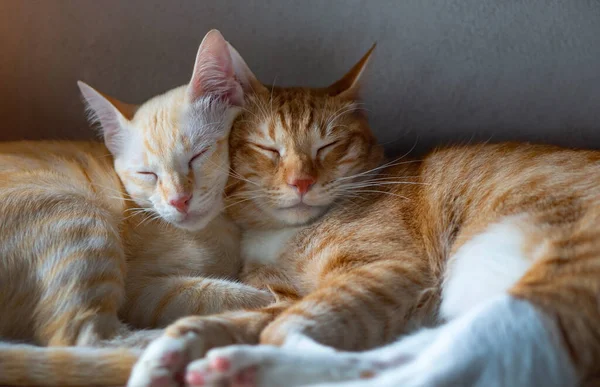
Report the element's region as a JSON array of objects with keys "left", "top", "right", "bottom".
[{"left": 0, "top": 29, "right": 271, "bottom": 386}]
